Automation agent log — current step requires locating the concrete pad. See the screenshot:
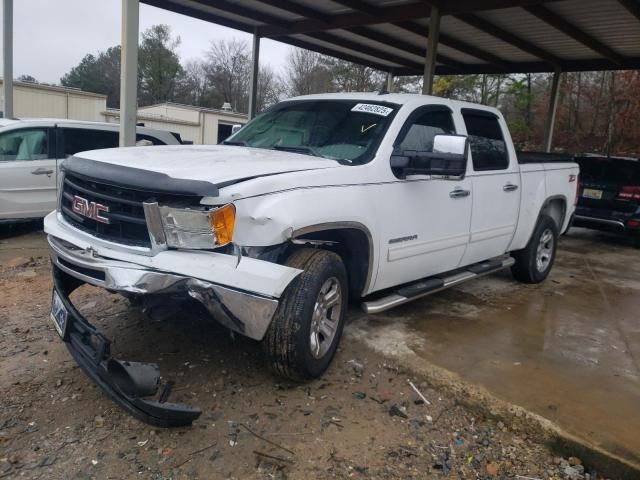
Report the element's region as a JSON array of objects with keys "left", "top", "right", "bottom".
[{"left": 347, "top": 227, "right": 640, "bottom": 469}]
